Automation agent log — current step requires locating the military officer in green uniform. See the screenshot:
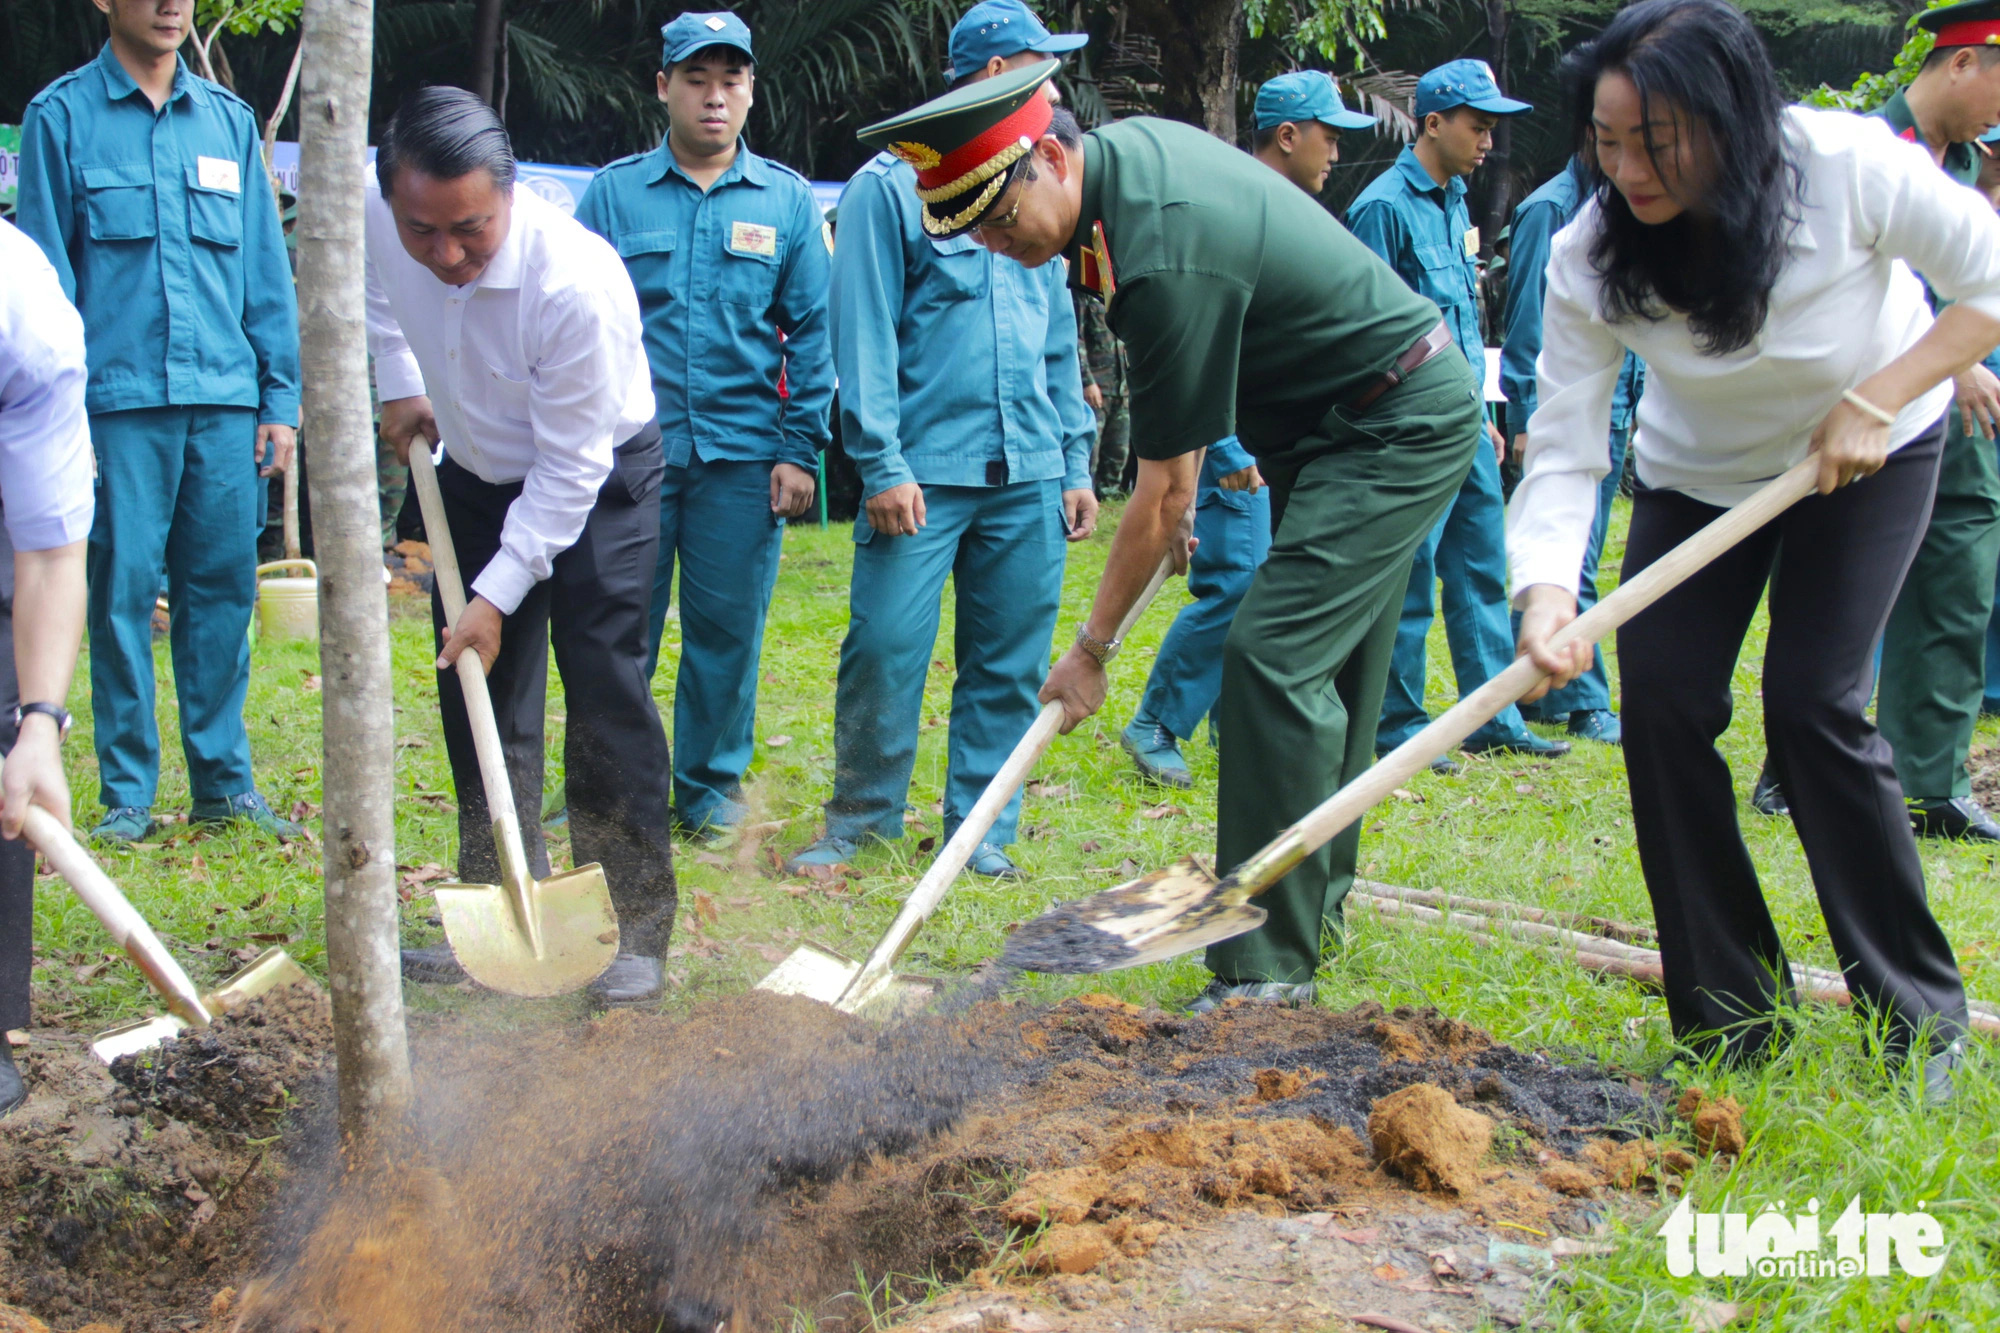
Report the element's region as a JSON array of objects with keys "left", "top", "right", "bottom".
[
  {"left": 858, "top": 62, "right": 1483, "bottom": 1007},
  {"left": 1752, "top": 0, "right": 2000, "bottom": 837}
]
